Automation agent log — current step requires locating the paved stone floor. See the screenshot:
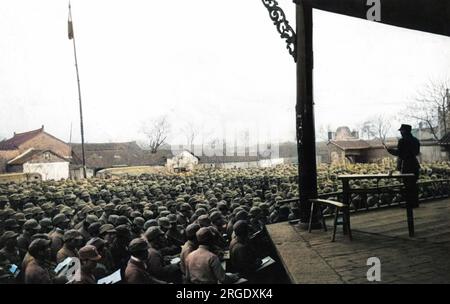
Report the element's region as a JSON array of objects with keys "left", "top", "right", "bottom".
[{"left": 266, "top": 198, "right": 450, "bottom": 284}]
